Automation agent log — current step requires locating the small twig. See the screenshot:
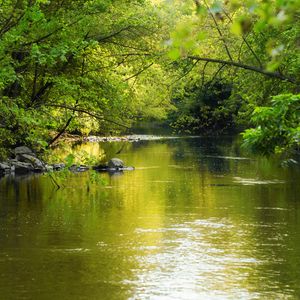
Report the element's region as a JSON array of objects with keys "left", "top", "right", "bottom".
[
  {"left": 203, "top": 63, "right": 226, "bottom": 98},
  {"left": 115, "top": 143, "right": 126, "bottom": 154},
  {"left": 201, "top": 61, "right": 209, "bottom": 90},
  {"left": 39, "top": 160, "right": 61, "bottom": 190},
  {"left": 124, "top": 62, "right": 154, "bottom": 81},
  {"left": 202, "top": 0, "right": 233, "bottom": 61},
  {"left": 171, "top": 60, "right": 199, "bottom": 84},
  {"left": 48, "top": 172, "right": 61, "bottom": 190}
]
